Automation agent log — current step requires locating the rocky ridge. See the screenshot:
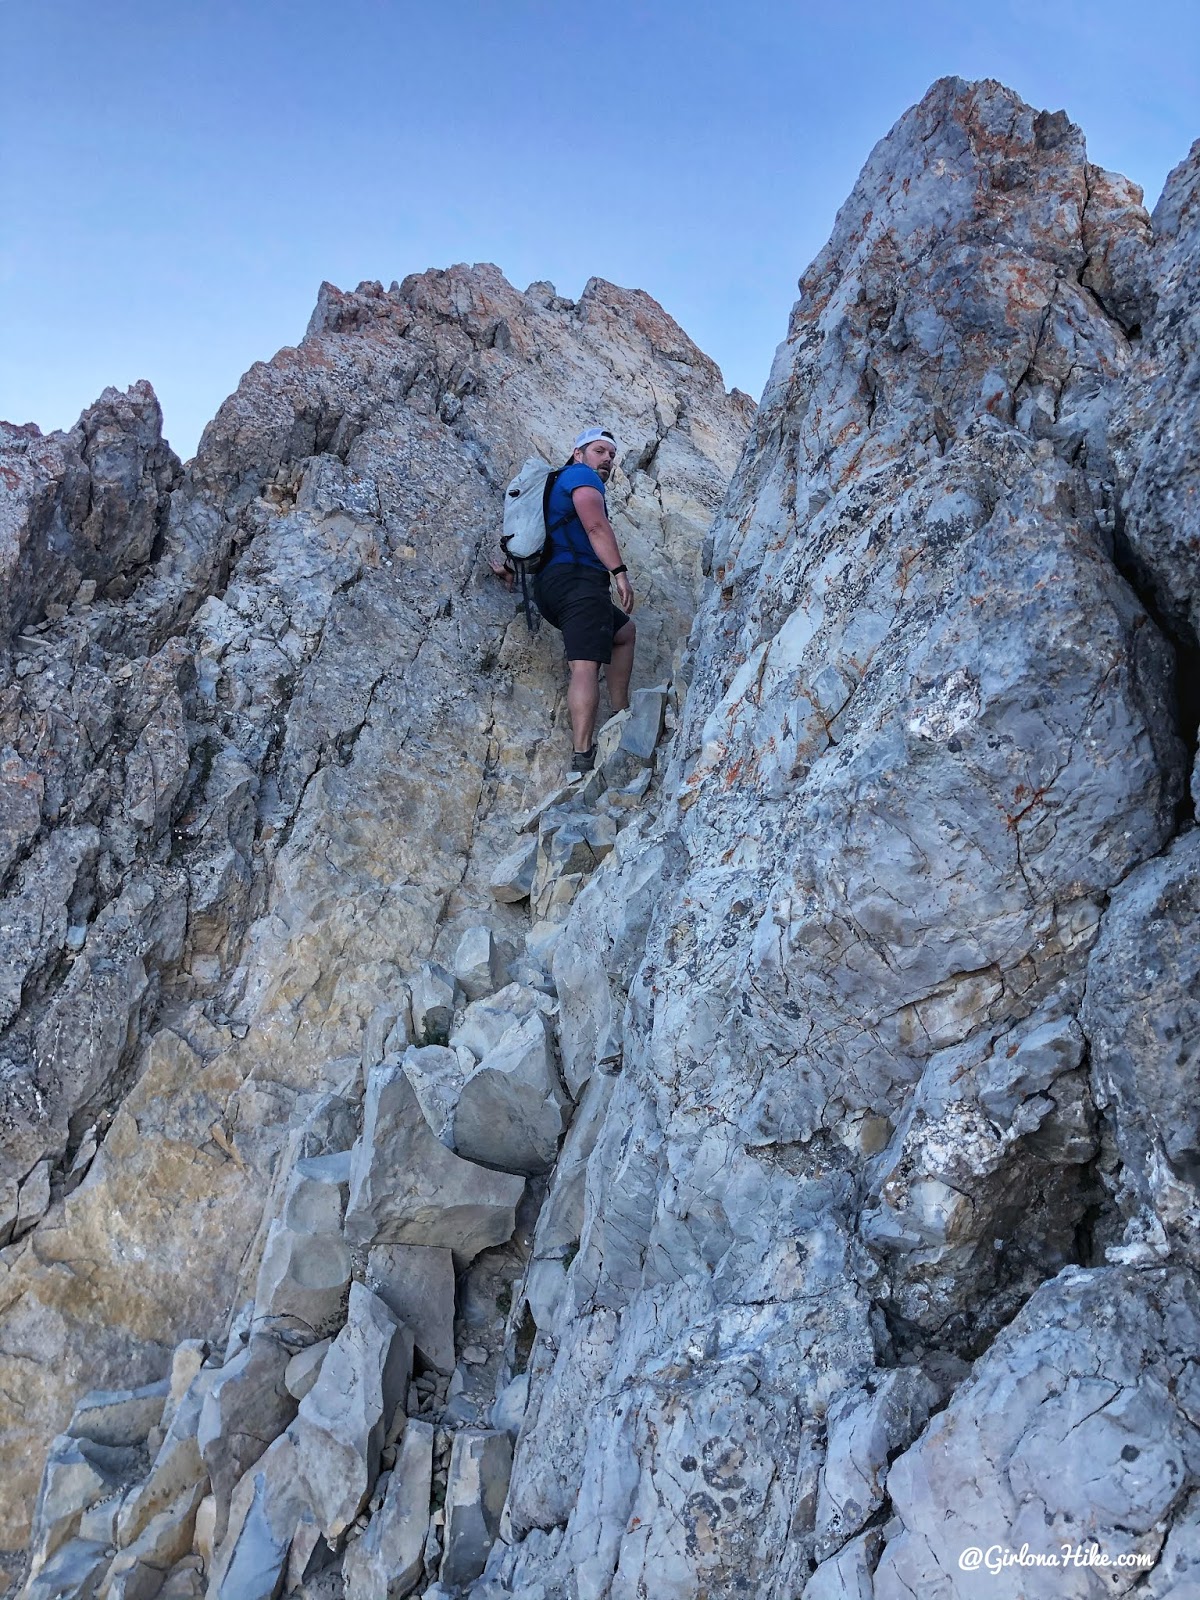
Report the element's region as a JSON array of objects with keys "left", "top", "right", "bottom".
[
  {"left": 6, "top": 72, "right": 1200, "bottom": 1600},
  {"left": 0, "top": 262, "right": 751, "bottom": 1584},
  {"left": 480, "top": 81, "right": 1200, "bottom": 1600}
]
